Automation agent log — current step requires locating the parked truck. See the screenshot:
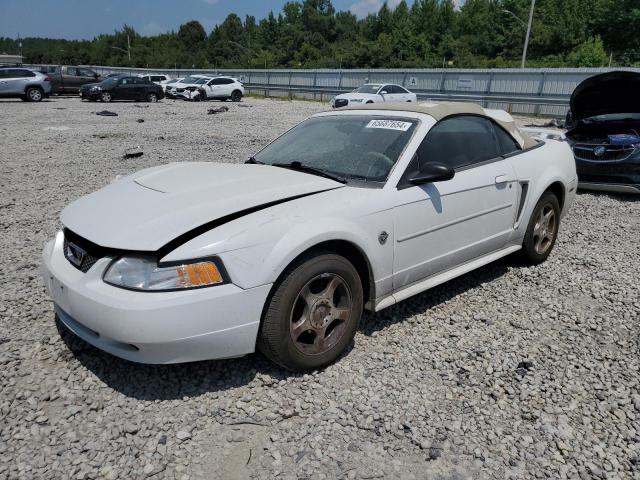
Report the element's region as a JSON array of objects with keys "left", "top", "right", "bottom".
[{"left": 39, "top": 66, "right": 102, "bottom": 94}]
